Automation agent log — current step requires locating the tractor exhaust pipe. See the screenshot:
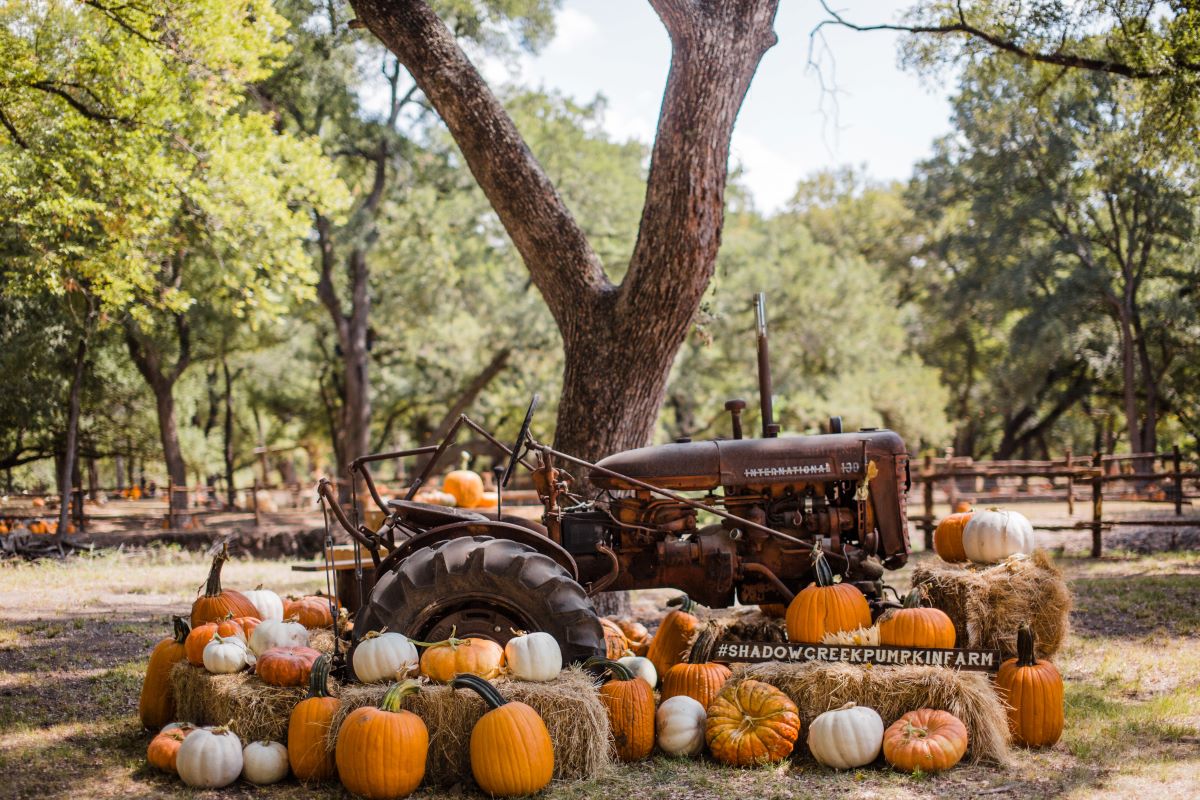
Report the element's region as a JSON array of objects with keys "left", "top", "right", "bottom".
[{"left": 755, "top": 293, "right": 778, "bottom": 438}]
